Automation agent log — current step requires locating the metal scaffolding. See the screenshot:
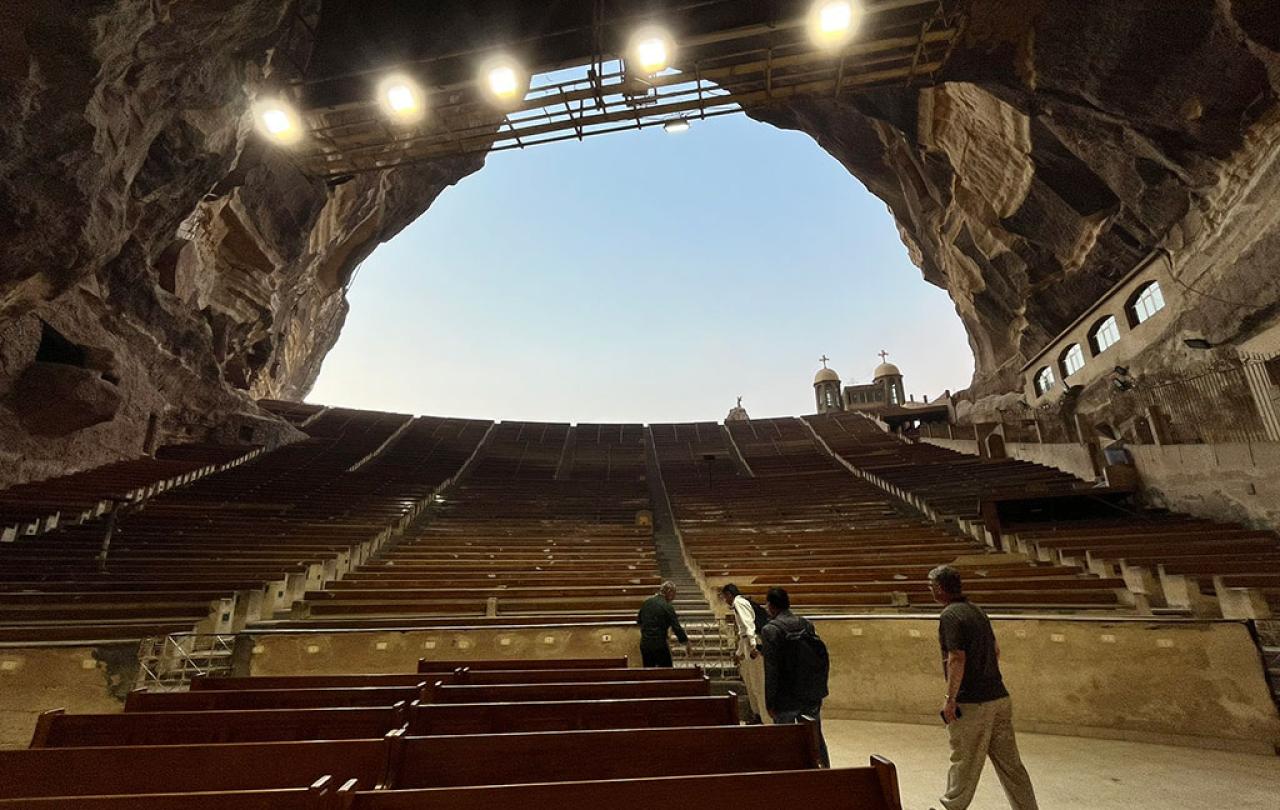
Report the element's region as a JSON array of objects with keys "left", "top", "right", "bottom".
[{"left": 283, "top": 0, "right": 963, "bottom": 178}]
